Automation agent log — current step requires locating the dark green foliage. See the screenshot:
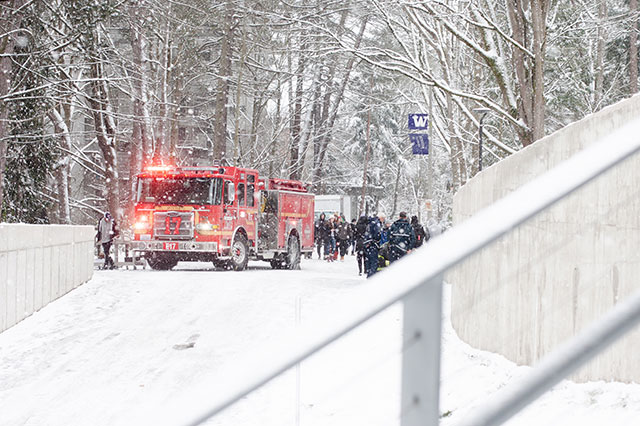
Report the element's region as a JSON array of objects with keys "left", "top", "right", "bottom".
[
  {"left": 3, "top": 139, "right": 57, "bottom": 224},
  {"left": 1, "top": 6, "right": 57, "bottom": 223}
]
